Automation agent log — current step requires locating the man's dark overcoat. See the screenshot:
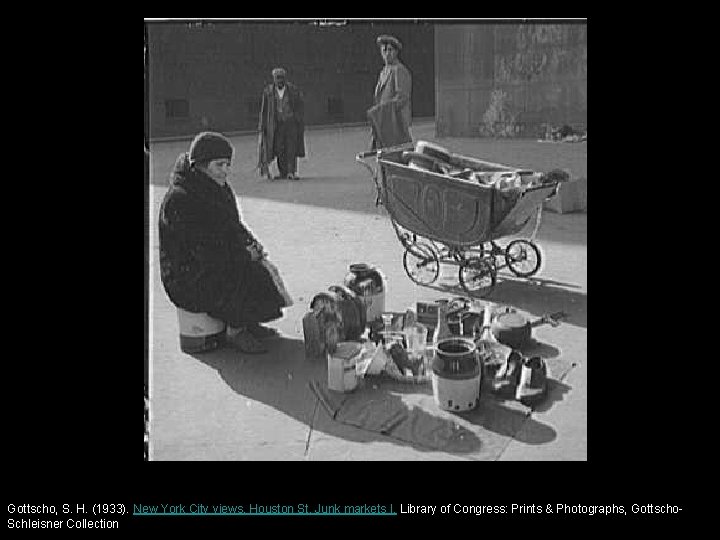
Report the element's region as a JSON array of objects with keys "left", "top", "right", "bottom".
[{"left": 257, "top": 82, "right": 305, "bottom": 174}]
